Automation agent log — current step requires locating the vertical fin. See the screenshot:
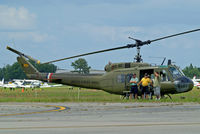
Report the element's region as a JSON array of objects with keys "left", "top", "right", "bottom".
[
  {"left": 0, "top": 78, "right": 4, "bottom": 86},
  {"left": 2, "top": 78, "right": 4, "bottom": 85},
  {"left": 17, "top": 56, "right": 40, "bottom": 78},
  {"left": 193, "top": 76, "right": 196, "bottom": 81}
]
